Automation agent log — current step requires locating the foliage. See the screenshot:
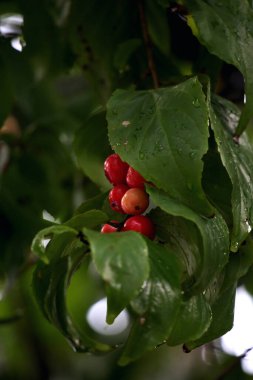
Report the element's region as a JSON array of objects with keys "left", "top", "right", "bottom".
[{"left": 1, "top": 0, "right": 253, "bottom": 375}]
